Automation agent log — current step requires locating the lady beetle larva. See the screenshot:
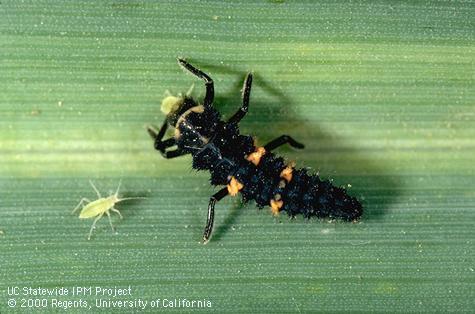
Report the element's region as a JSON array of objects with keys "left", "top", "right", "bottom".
[{"left": 147, "top": 59, "right": 362, "bottom": 243}]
